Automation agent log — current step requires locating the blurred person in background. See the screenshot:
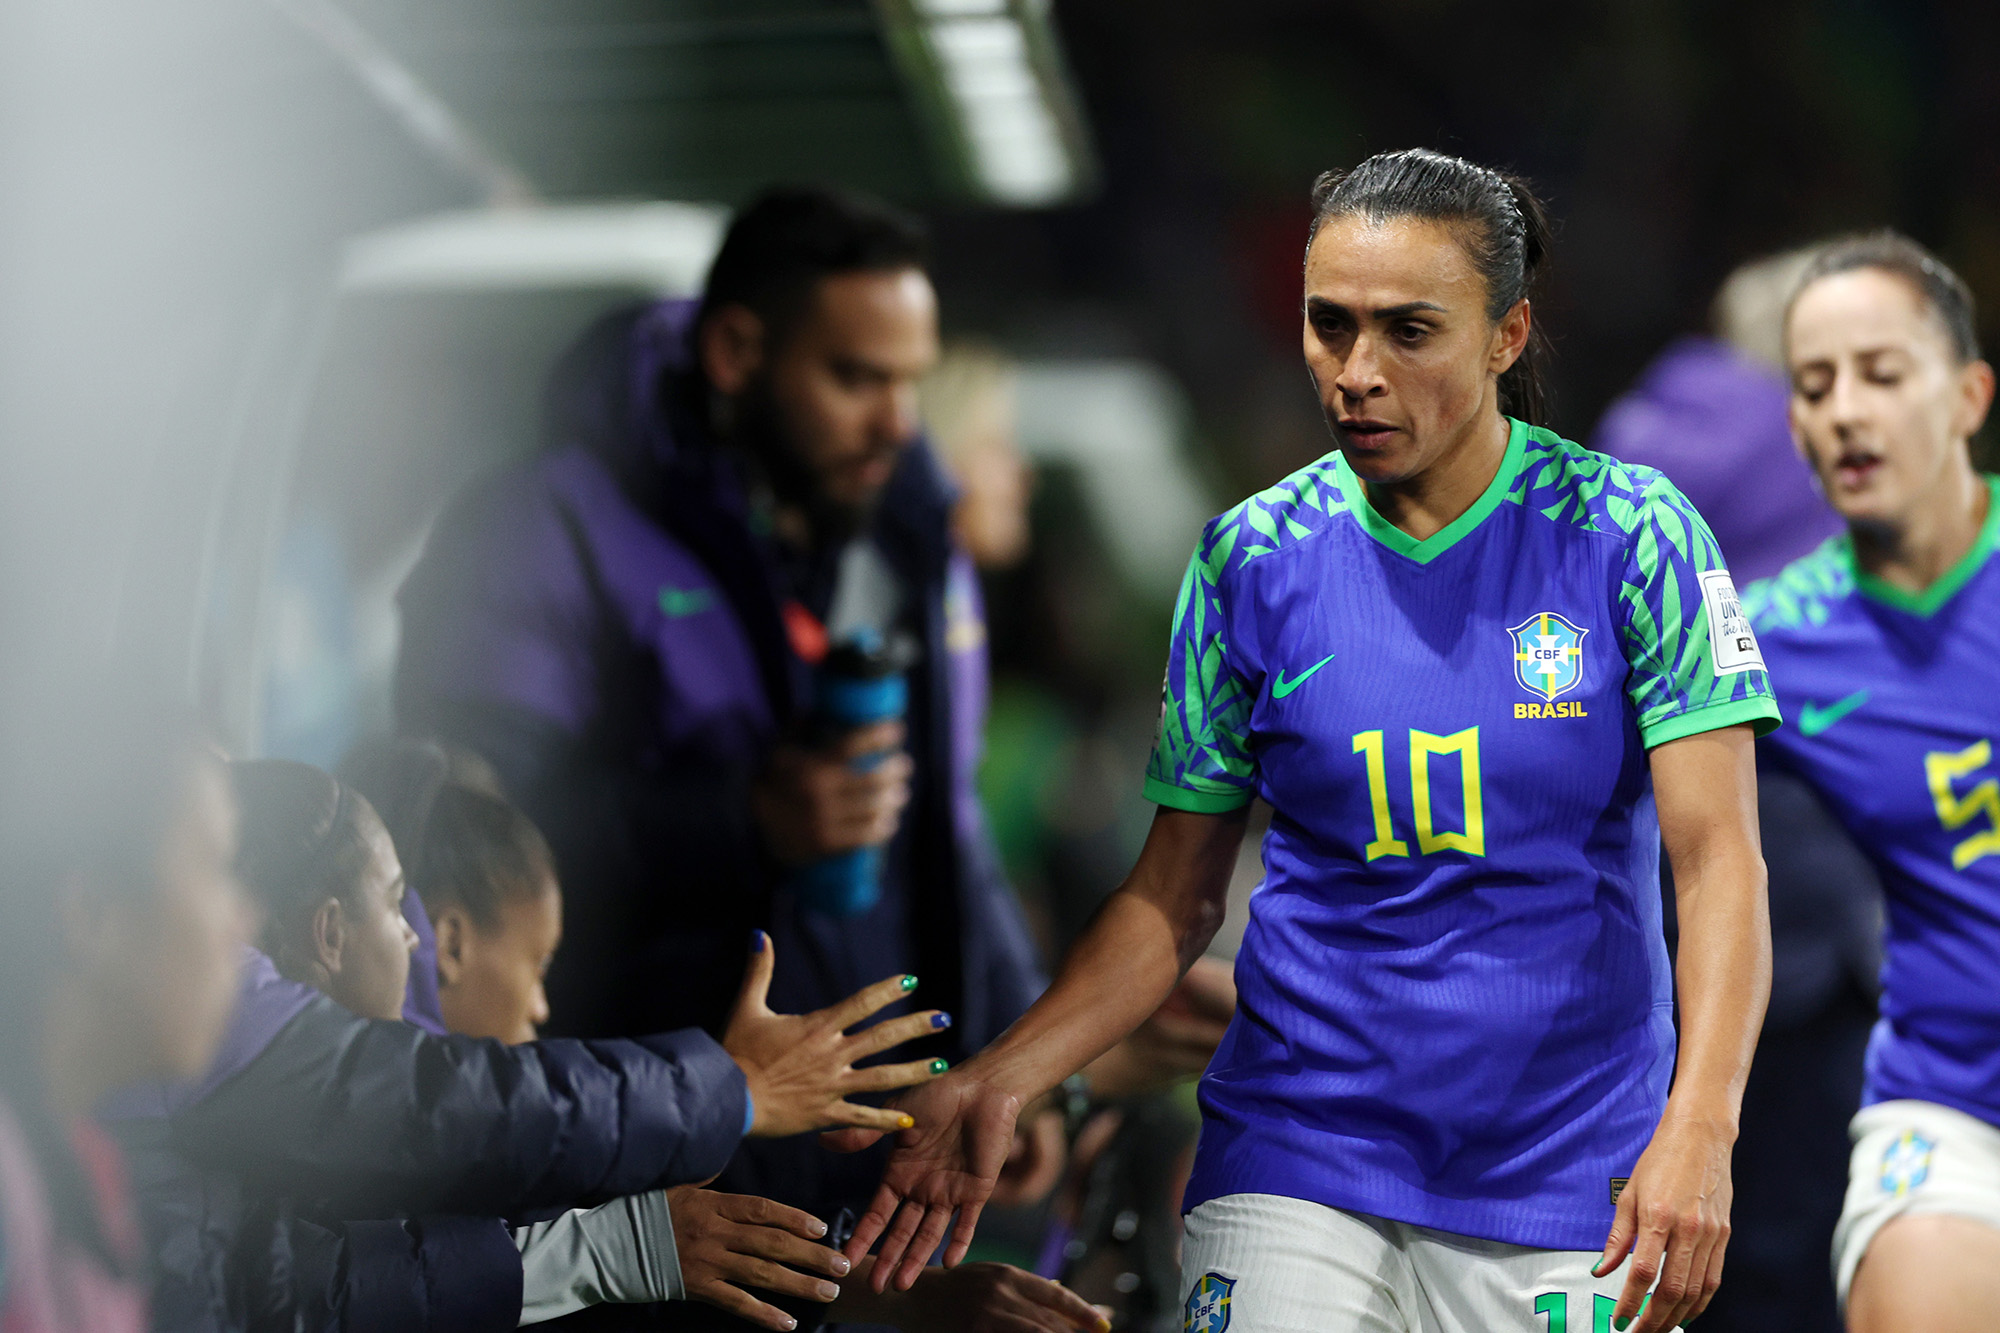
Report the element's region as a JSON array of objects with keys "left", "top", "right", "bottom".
[
  {"left": 0, "top": 693, "right": 247, "bottom": 1333},
  {"left": 918, "top": 341, "right": 1033, "bottom": 573},
  {"left": 347, "top": 741, "right": 565, "bottom": 1045},
  {"left": 234, "top": 760, "right": 420, "bottom": 1023},
  {"left": 337, "top": 737, "right": 515, "bottom": 1037},
  {"left": 843, "top": 149, "right": 1778, "bottom": 1333},
  {"left": 1592, "top": 247, "right": 1843, "bottom": 584},
  {"left": 393, "top": 184, "right": 1050, "bottom": 1323},
  {"left": 1747, "top": 232, "right": 2000, "bottom": 1333},
  {"left": 1593, "top": 249, "right": 1883, "bottom": 1333}
]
